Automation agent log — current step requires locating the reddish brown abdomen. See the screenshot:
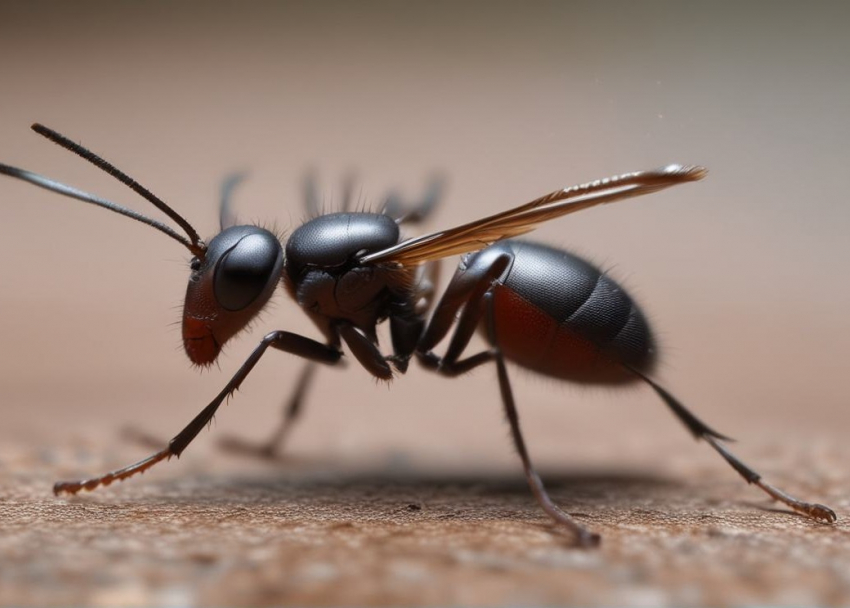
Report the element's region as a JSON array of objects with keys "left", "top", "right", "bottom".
[{"left": 480, "top": 241, "right": 656, "bottom": 384}]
